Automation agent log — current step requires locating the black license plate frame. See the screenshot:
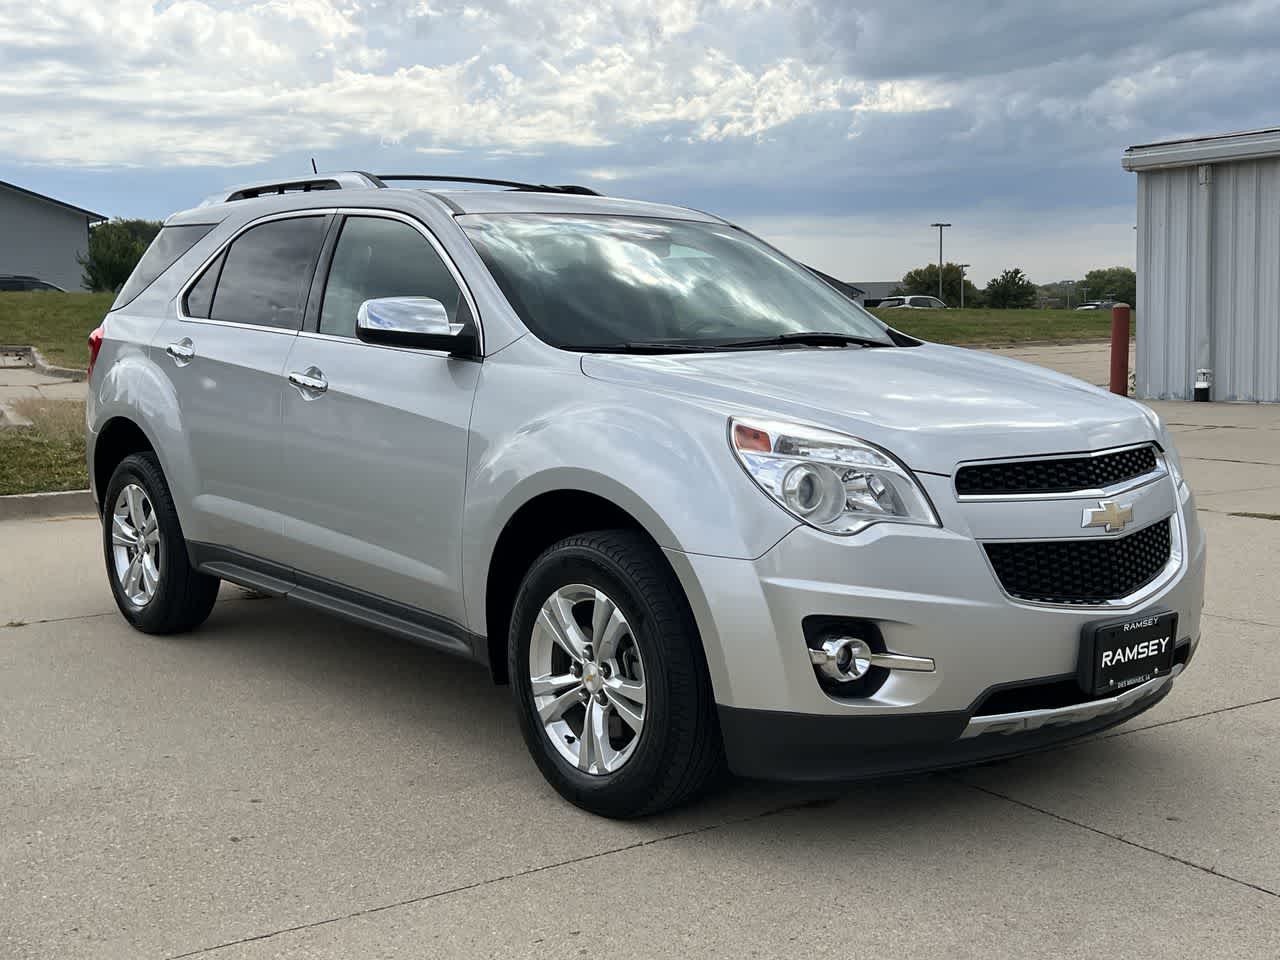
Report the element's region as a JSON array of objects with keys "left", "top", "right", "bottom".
[{"left": 1078, "top": 610, "right": 1178, "bottom": 696}]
